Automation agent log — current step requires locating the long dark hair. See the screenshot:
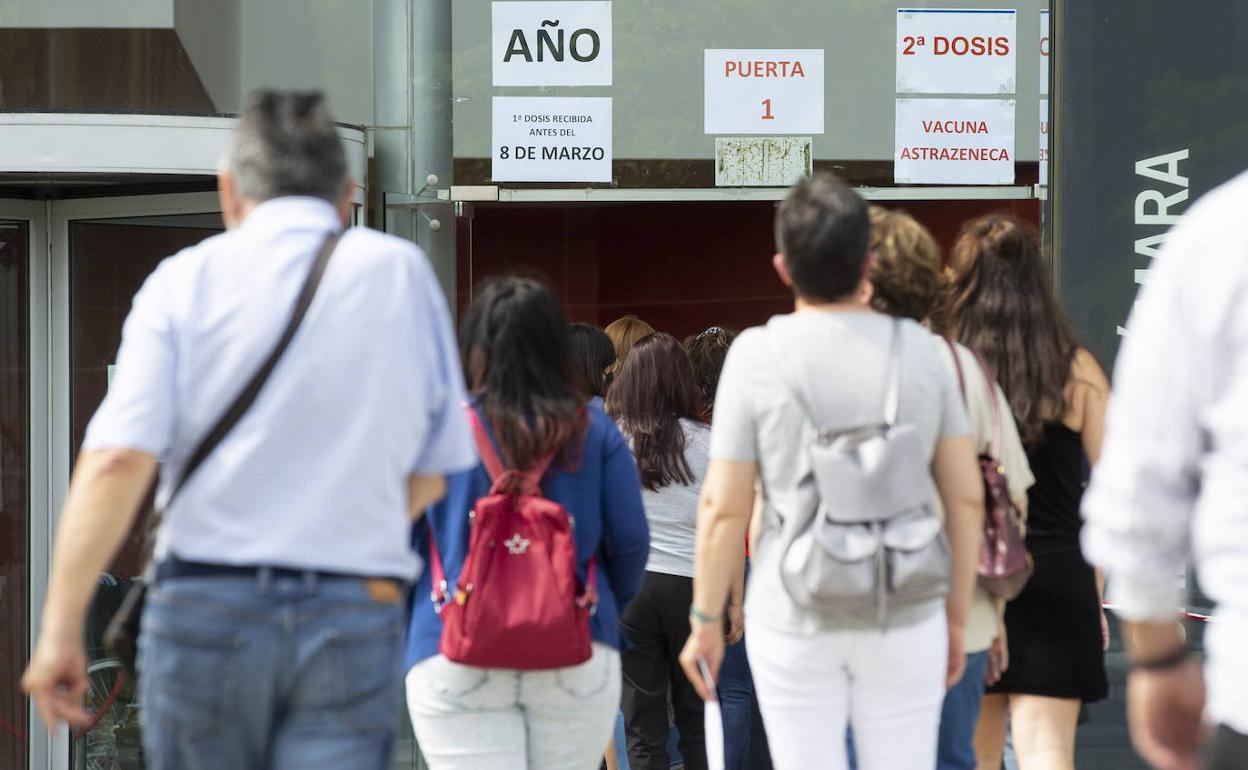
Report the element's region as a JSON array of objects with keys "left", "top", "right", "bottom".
[
  {"left": 606, "top": 333, "right": 701, "bottom": 491},
  {"left": 938, "top": 215, "right": 1077, "bottom": 442},
  {"left": 459, "top": 277, "right": 587, "bottom": 470},
  {"left": 569, "top": 323, "right": 615, "bottom": 398},
  {"left": 685, "top": 326, "right": 737, "bottom": 421}
]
